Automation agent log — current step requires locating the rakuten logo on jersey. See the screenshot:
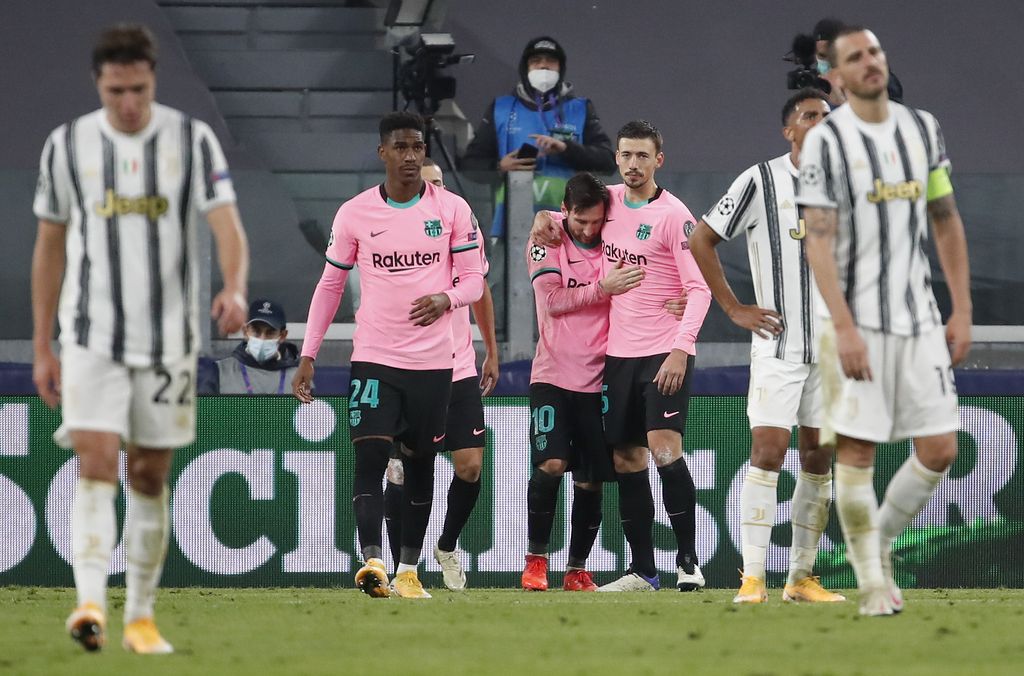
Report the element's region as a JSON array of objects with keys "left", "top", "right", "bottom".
[
  {"left": 371, "top": 250, "right": 441, "bottom": 272},
  {"left": 603, "top": 242, "right": 648, "bottom": 267}
]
